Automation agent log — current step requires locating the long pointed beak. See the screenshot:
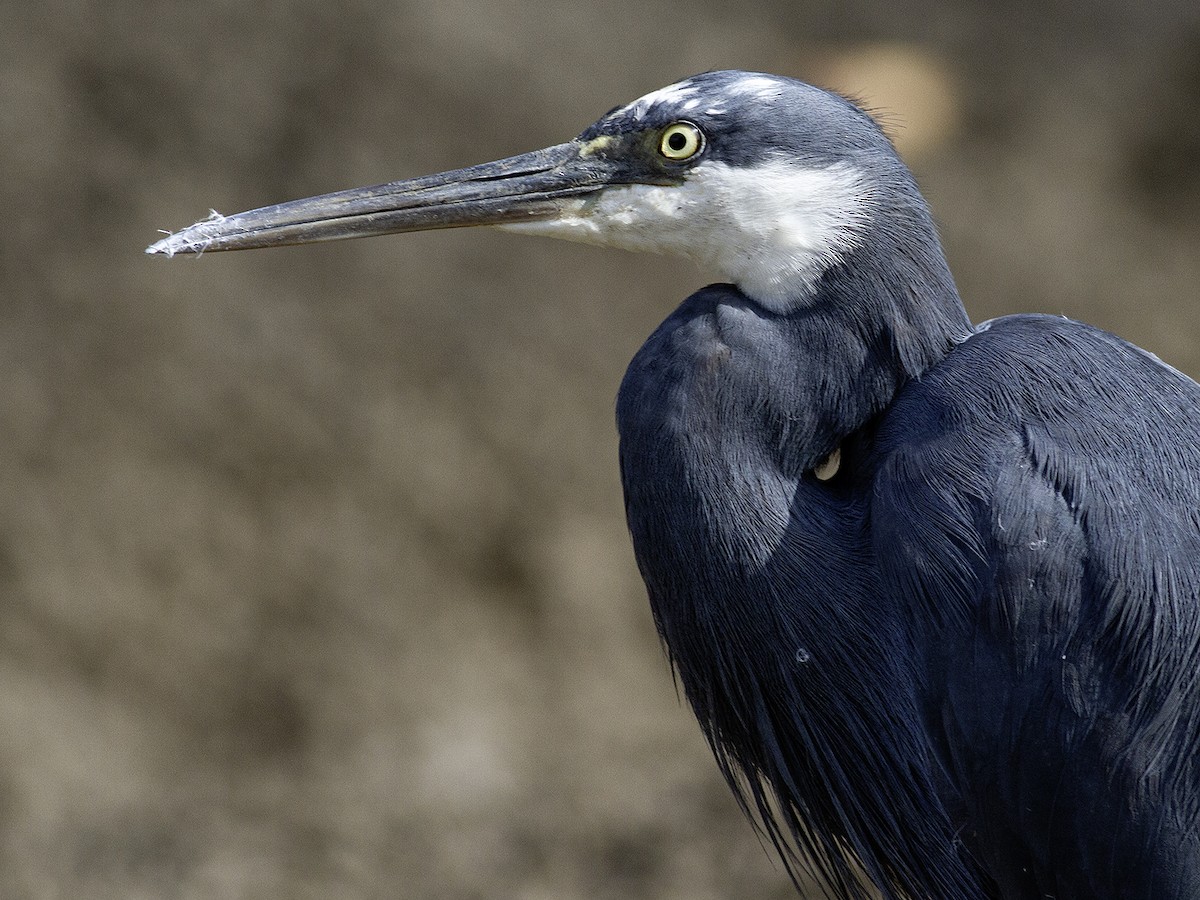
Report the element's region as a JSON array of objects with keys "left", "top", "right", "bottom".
[{"left": 146, "top": 140, "right": 617, "bottom": 256}]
